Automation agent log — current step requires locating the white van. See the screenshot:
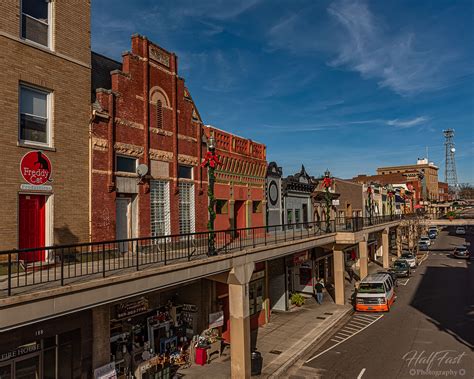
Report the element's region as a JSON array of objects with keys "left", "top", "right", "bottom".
[{"left": 355, "top": 273, "right": 396, "bottom": 312}]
